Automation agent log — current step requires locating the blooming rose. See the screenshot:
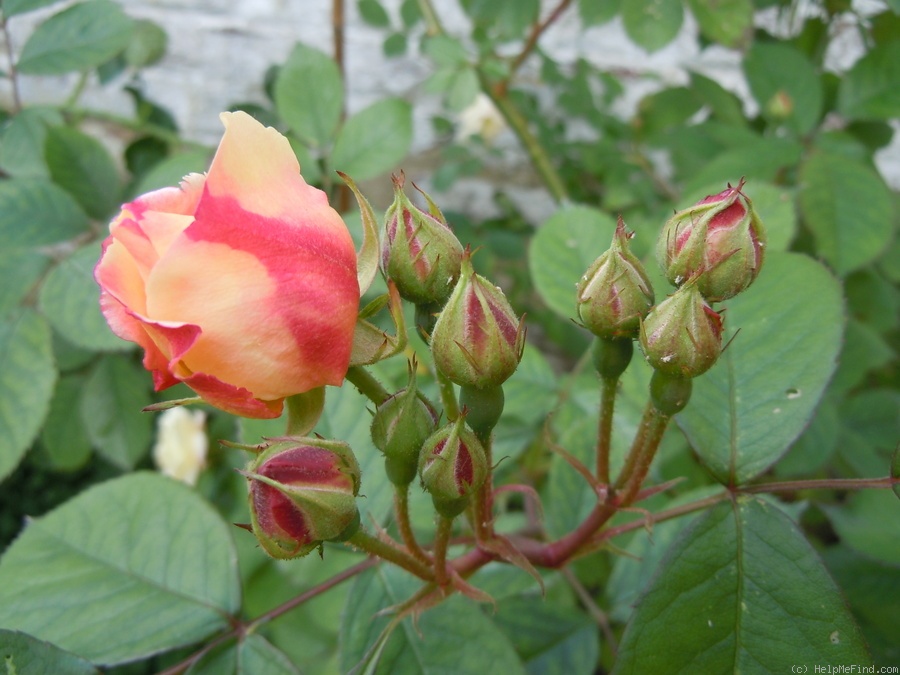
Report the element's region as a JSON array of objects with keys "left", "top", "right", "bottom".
[{"left": 95, "top": 111, "right": 359, "bottom": 418}]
